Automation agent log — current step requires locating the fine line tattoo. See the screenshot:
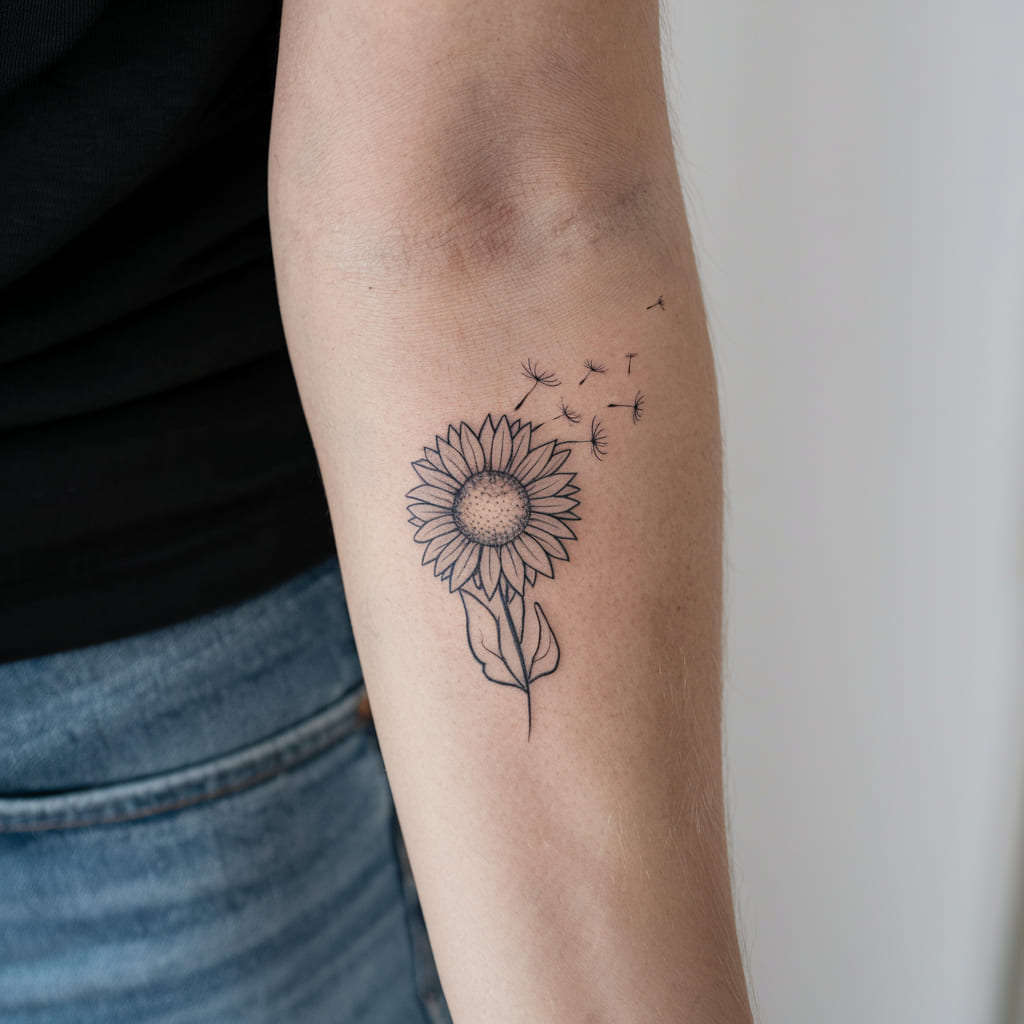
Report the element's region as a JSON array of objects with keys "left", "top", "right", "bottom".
[
  {"left": 578, "top": 359, "right": 607, "bottom": 386},
  {"left": 407, "top": 415, "right": 579, "bottom": 737},
  {"left": 646, "top": 296, "right": 665, "bottom": 310},
  {"left": 626, "top": 352, "right": 638, "bottom": 374},
  {"left": 406, "top": 344, "right": 651, "bottom": 737},
  {"left": 608, "top": 390, "right": 645, "bottom": 425},
  {"left": 552, "top": 398, "right": 582, "bottom": 425},
  {"left": 514, "top": 360, "right": 559, "bottom": 411},
  {"left": 558, "top": 416, "right": 609, "bottom": 461}
]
